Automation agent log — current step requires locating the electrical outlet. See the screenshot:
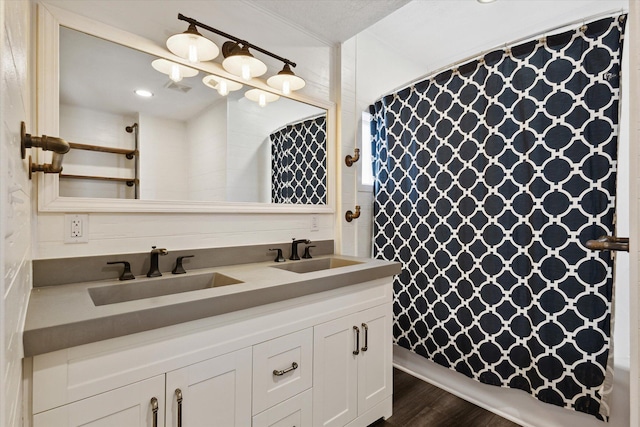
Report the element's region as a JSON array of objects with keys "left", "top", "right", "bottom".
[
  {"left": 311, "top": 215, "right": 319, "bottom": 232},
  {"left": 65, "top": 214, "right": 89, "bottom": 243},
  {"left": 71, "top": 219, "right": 82, "bottom": 237}
]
